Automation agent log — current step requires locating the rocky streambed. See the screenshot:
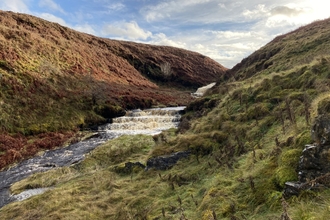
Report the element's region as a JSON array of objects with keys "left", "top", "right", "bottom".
[{"left": 0, "top": 106, "right": 185, "bottom": 208}]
